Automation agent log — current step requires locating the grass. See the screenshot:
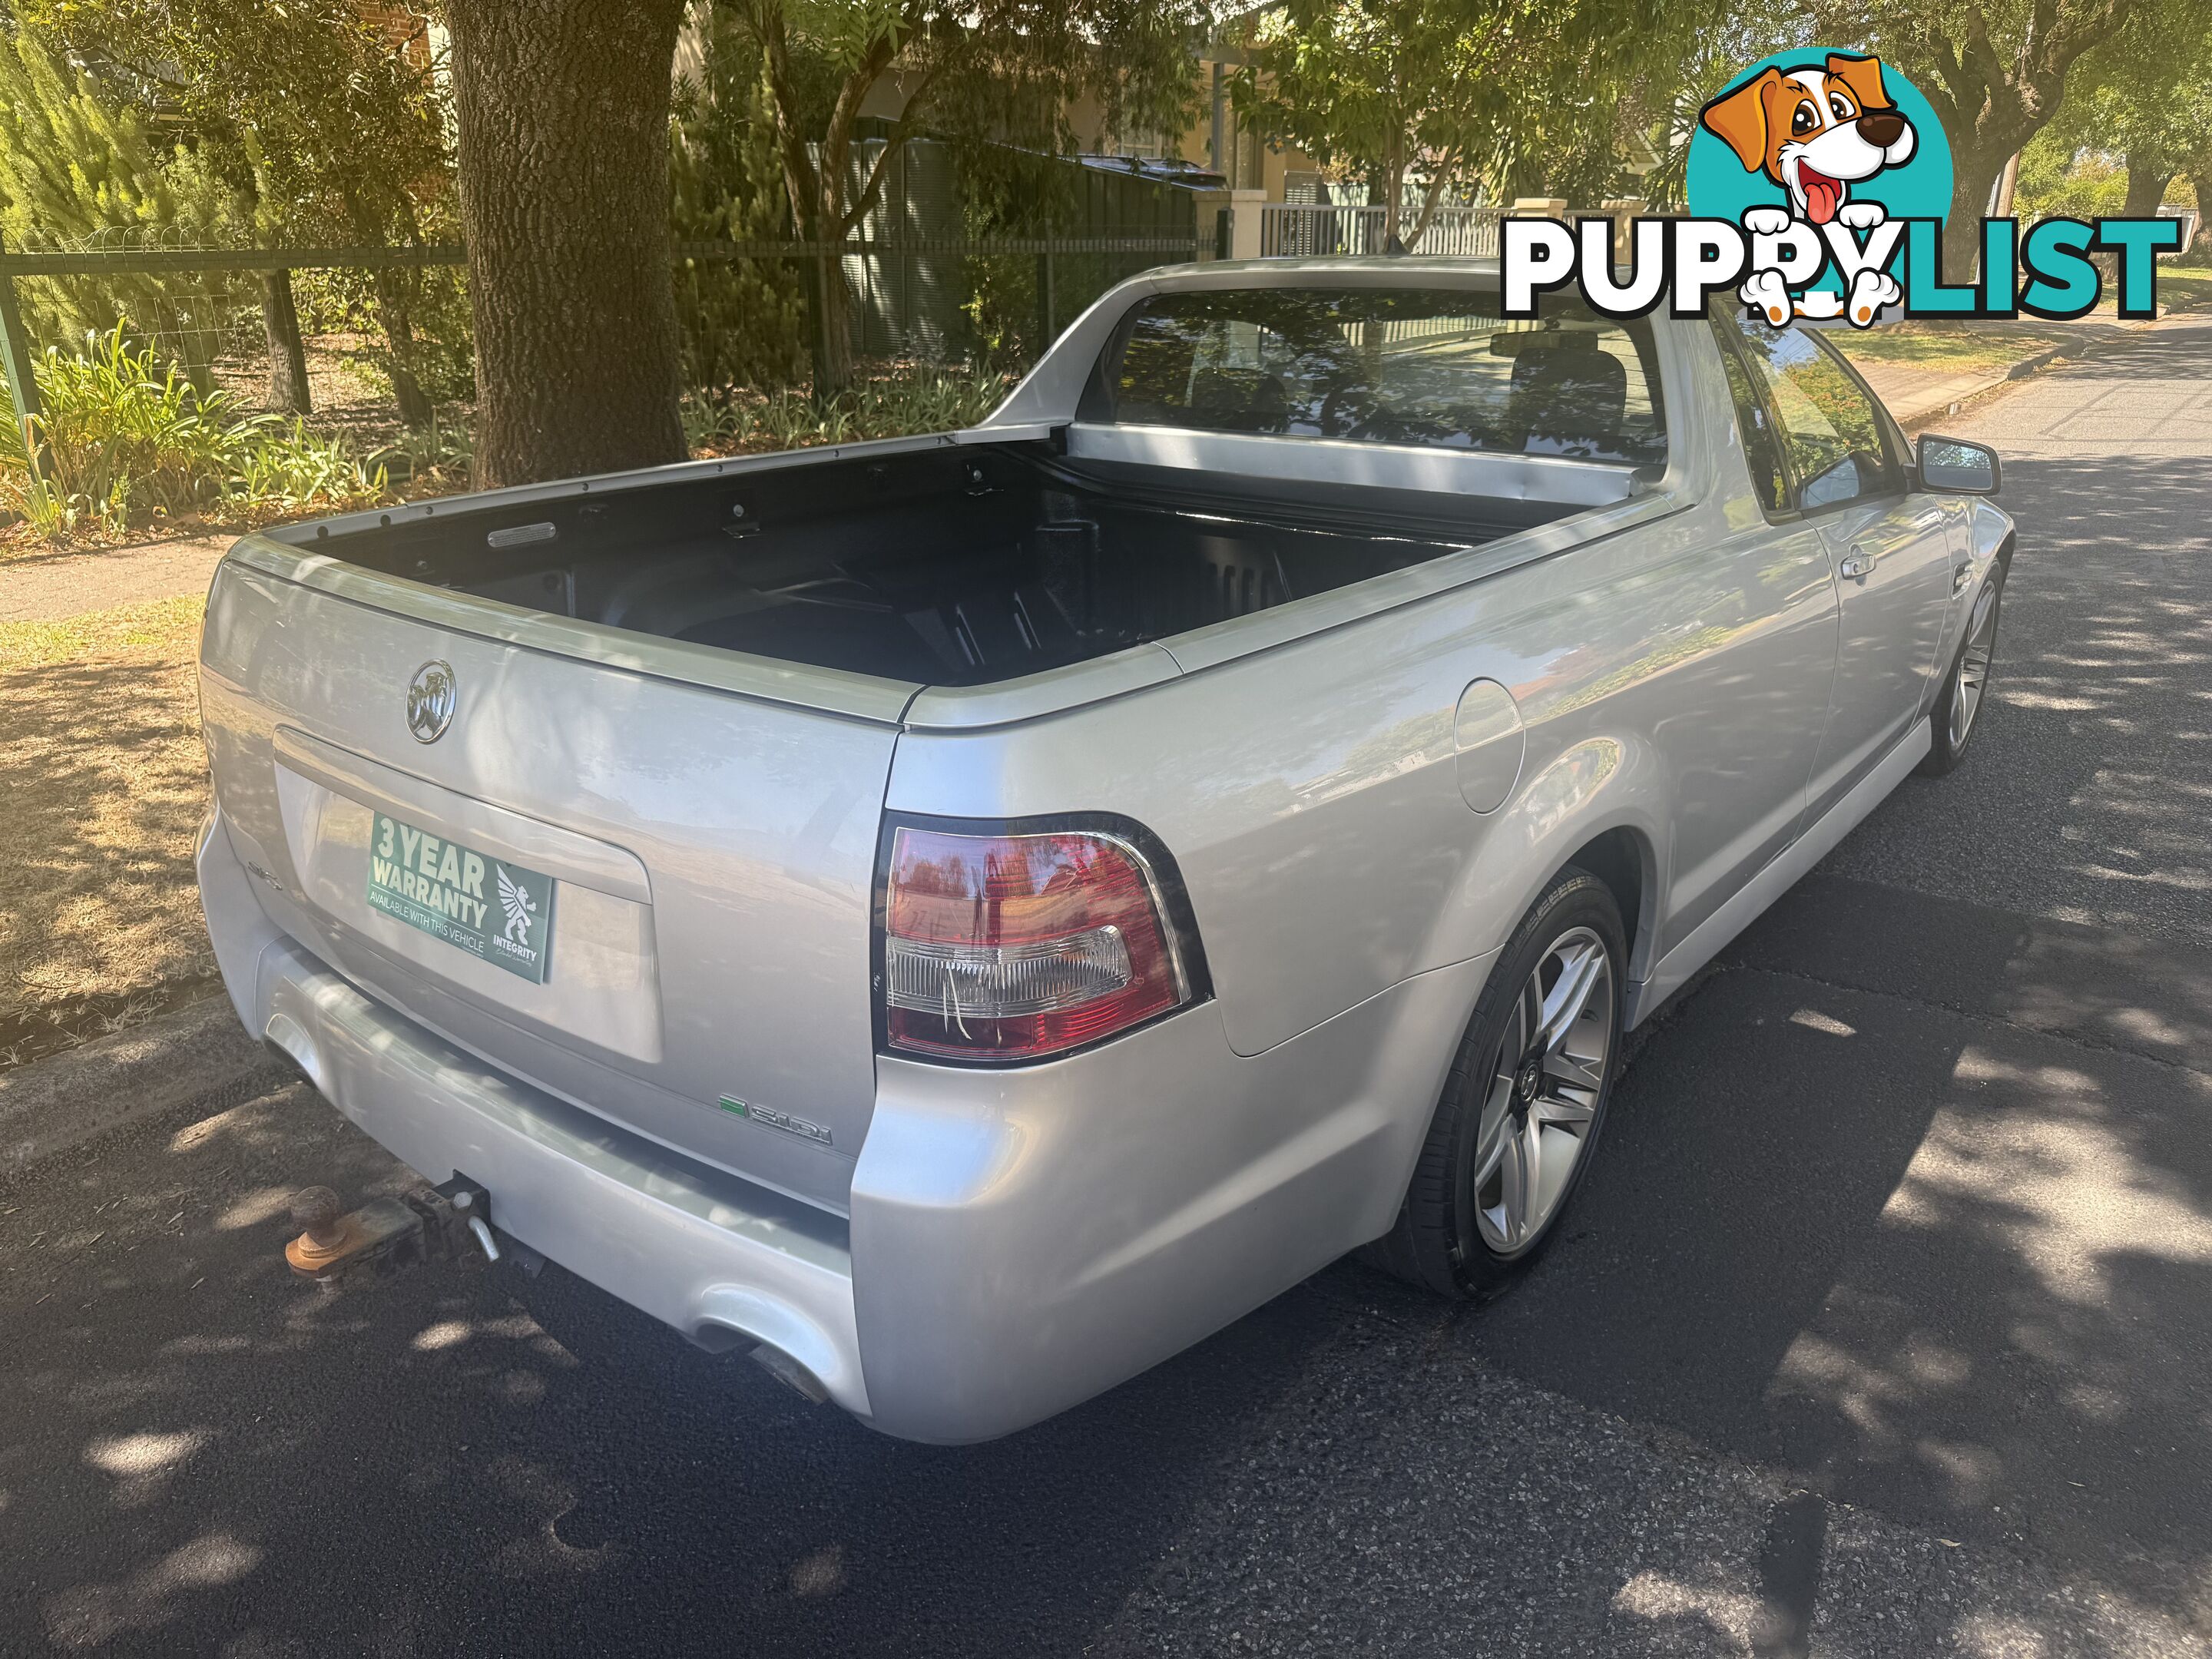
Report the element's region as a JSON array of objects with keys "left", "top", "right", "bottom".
[
  {"left": 1833, "top": 322, "right": 2078, "bottom": 377},
  {"left": 1835, "top": 265, "right": 2212, "bottom": 382},
  {"left": 0, "top": 592, "right": 215, "bottom": 1068},
  {"left": 2152, "top": 267, "right": 2212, "bottom": 311}
]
